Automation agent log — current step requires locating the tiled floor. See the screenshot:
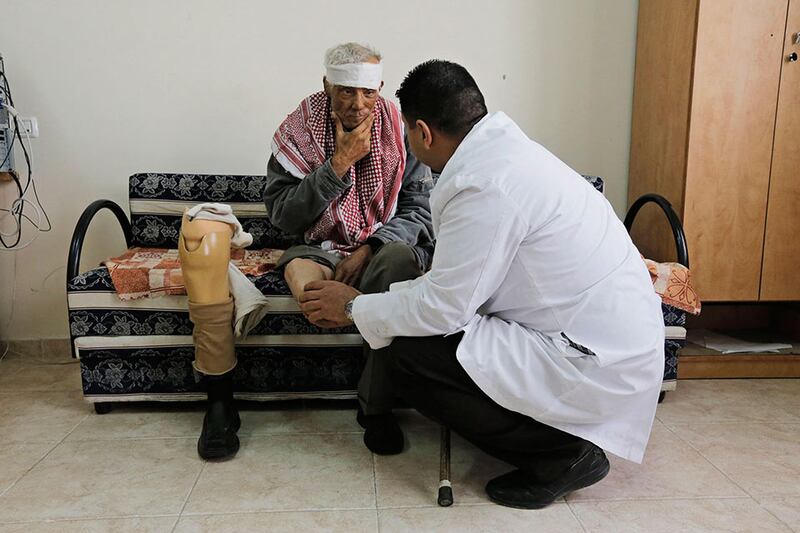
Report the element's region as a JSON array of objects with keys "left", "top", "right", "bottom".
[{"left": 0, "top": 346, "right": 798, "bottom": 532}]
